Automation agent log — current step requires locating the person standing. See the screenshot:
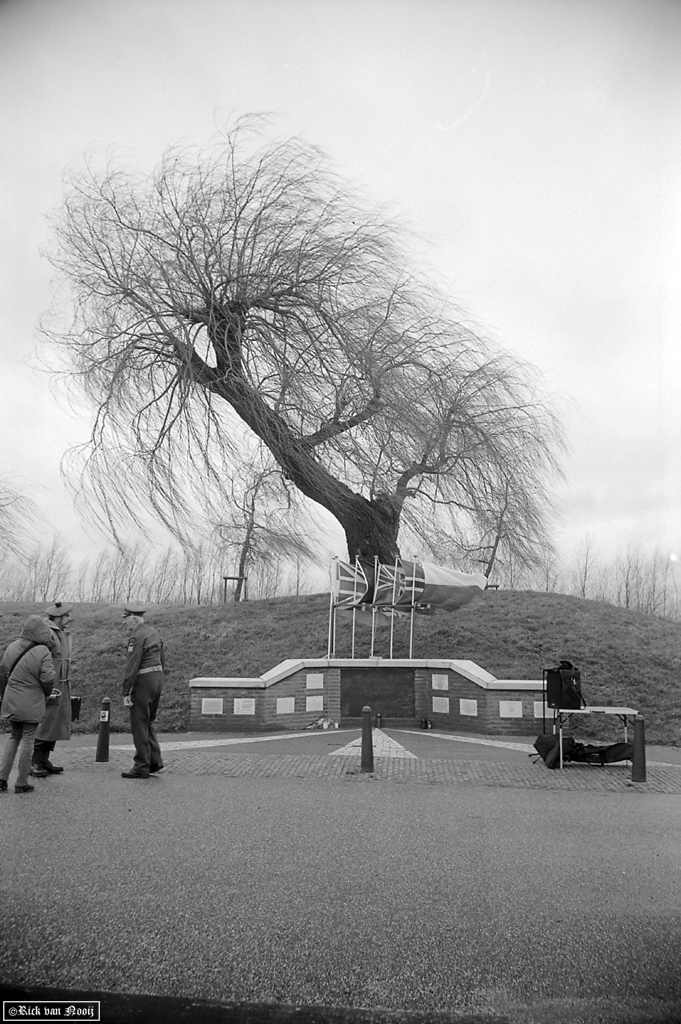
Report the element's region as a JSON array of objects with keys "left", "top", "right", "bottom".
[
  {"left": 121, "top": 604, "right": 166, "bottom": 779},
  {"left": 0, "top": 615, "right": 57, "bottom": 794},
  {"left": 32, "top": 602, "right": 73, "bottom": 777}
]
